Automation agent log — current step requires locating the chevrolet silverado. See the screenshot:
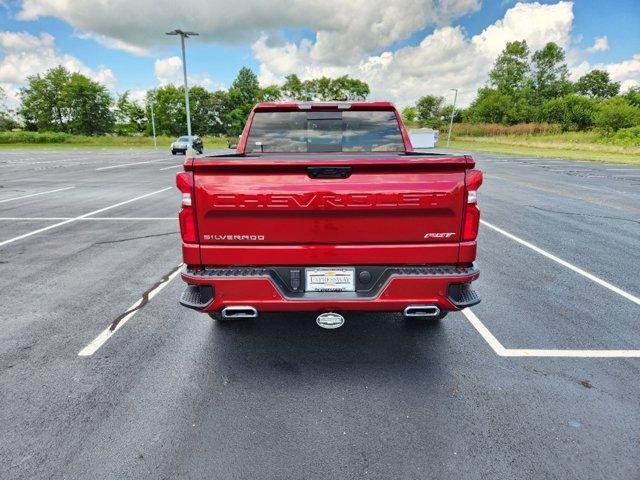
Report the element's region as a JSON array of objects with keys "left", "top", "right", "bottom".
[{"left": 177, "top": 102, "right": 482, "bottom": 327}]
